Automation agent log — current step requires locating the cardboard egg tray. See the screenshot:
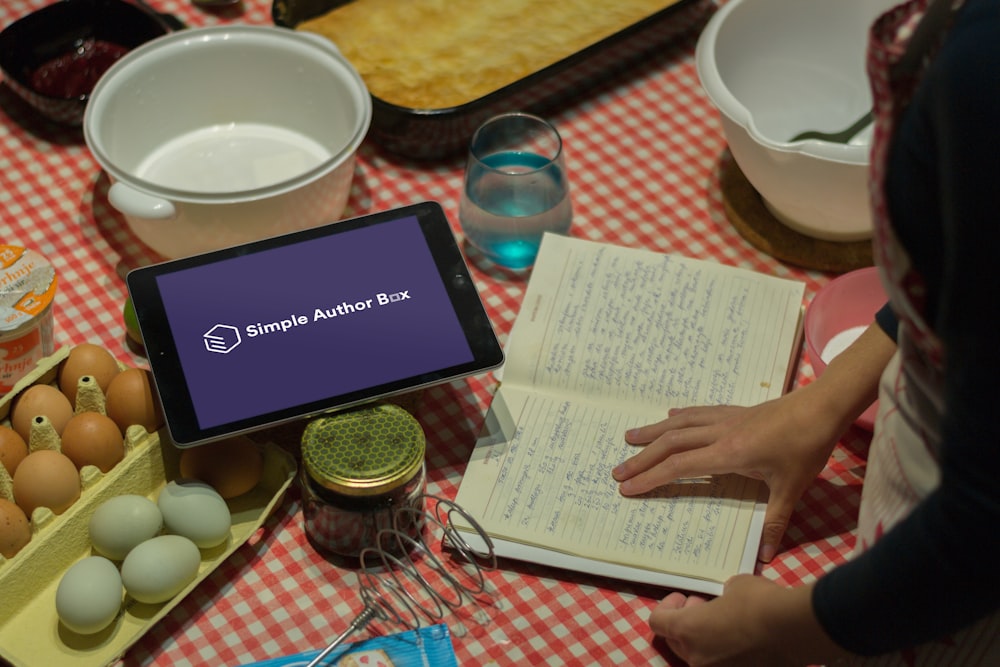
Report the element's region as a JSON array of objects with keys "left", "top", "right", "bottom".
[{"left": 0, "top": 349, "right": 298, "bottom": 667}]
